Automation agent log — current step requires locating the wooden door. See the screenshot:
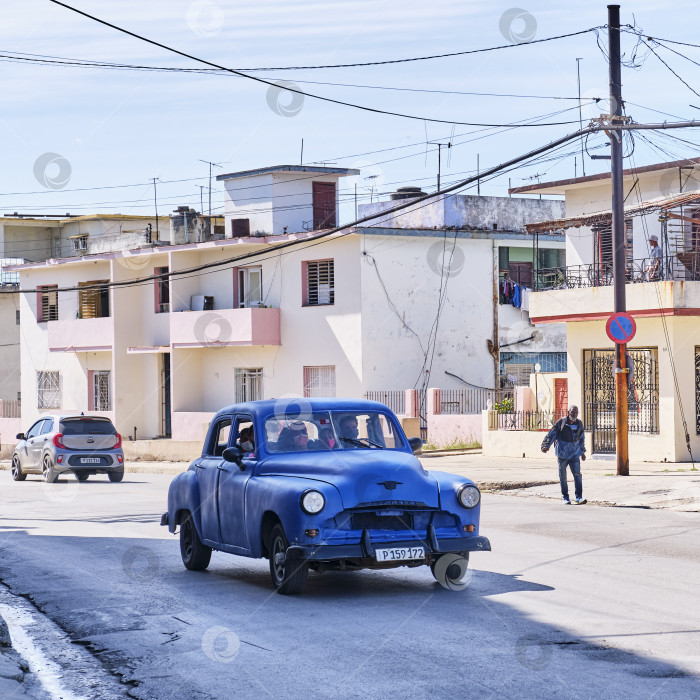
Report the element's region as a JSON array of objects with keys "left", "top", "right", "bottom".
[
  {"left": 312, "top": 182, "right": 336, "bottom": 230},
  {"left": 554, "top": 378, "right": 568, "bottom": 420}
]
